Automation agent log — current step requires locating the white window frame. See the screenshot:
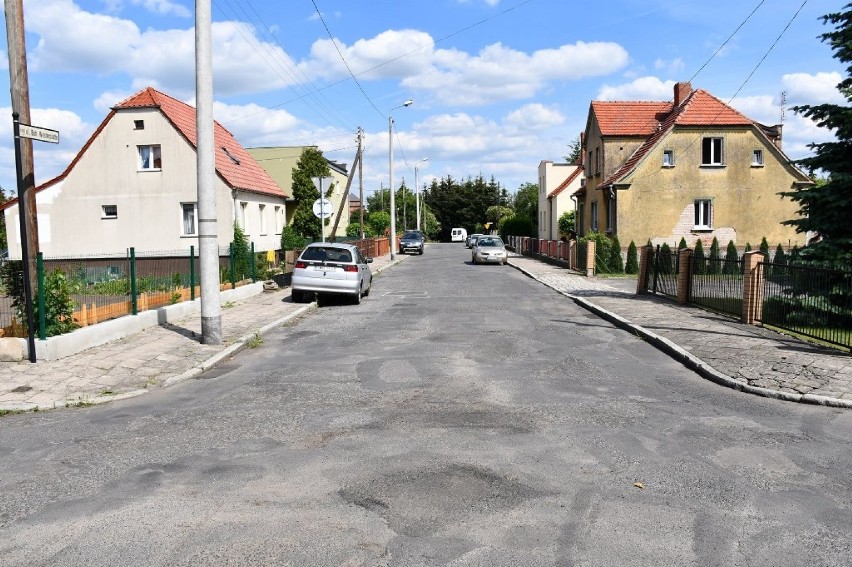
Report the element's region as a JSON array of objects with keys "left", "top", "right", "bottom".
[
  {"left": 694, "top": 199, "right": 712, "bottom": 230},
  {"left": 274, "top": 206, "right": 283, "bottom": 234},
  {"left": 259, "top": 204, "right": 267, "bottom": 235},
  {"left": 181, "top": 202, "right": 197, "bottom": 236},
  {"left": 663, "top": 149, "right": 674, "bottom": 167},
  {"left": 238, "top": 202, "right": 248, "bottom": 233},
  {"left": 101, "top": 205, "right": 117, "bottom": 219},
  {"left": 752, "top": 149, "right": 764, "bottom": 166},
  {"left": 138, "top": 144, "right": 162, "bottom": 171},
  {"left": 701, "top": 137, "right": 724, "bottom": 166}
]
